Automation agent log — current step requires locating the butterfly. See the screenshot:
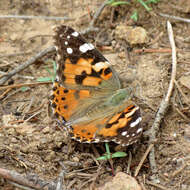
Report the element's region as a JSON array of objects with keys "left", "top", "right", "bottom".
[{"left": 50, "top": 25, "right": 142, "bottom": 146}]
